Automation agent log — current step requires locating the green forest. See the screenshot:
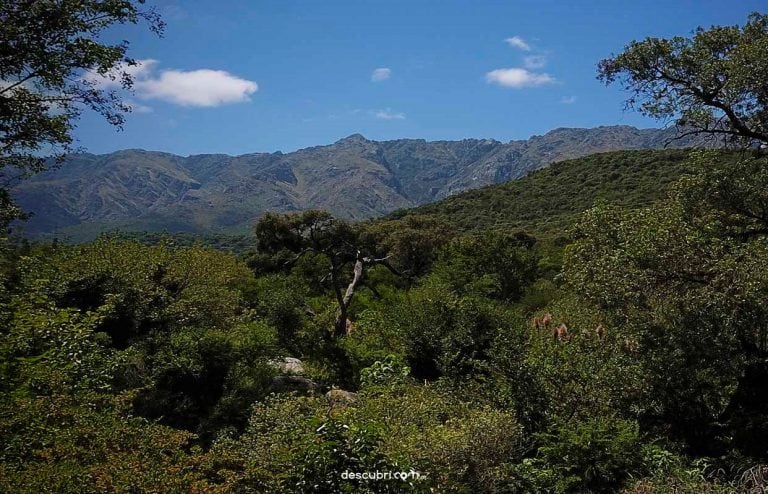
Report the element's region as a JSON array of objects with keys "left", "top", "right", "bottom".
[{"left": 3, "top": 3, "right": 768, "bottom": 493}]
